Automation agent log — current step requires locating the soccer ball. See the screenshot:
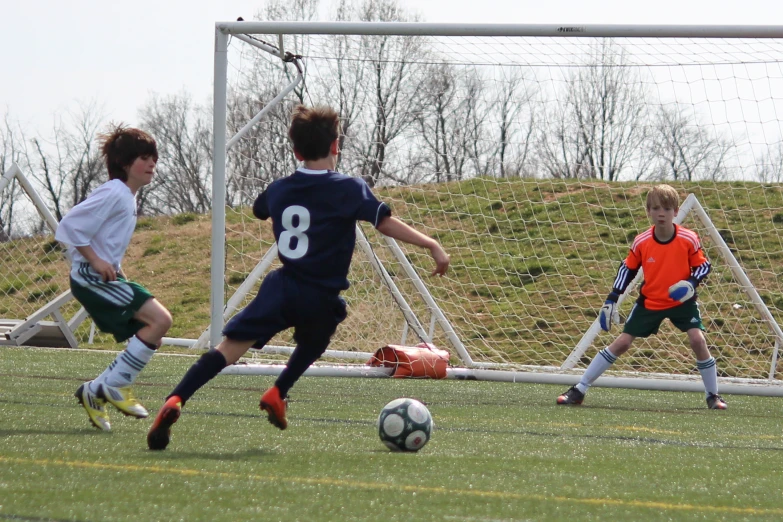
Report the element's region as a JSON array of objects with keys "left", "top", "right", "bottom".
[{"left": 377, "top": 398, "right": 433, "bottom": 452}]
